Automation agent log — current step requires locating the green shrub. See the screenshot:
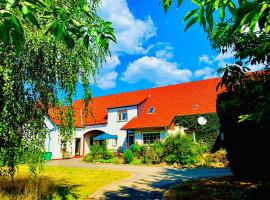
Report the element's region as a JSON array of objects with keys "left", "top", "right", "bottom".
[
  {"left": 123, "top": 149, "right": 133, "bottom": 164},
  {"left": 163, "top": 133, "right": 207, "bottom": 166},
  {"left": 83, "top": 143, "right": 113, "bottom": 162},
  {"left": 130, "top": 143, "right": 140, "bottom": 158},
  {"left": 140, "top": 141, "right": 163, "bottom": 164},
  {"left": 130, "top": 158, "right": 143, "bottom": 165},
  {"left": 196, "top": 149, "right": 229, "bottom": 168}
]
